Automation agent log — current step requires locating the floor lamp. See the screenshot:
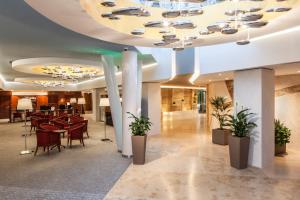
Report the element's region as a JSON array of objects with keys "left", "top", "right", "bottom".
[
  {"left": 78, "top": 97, "right": 86, "bottom": 115},
  {"left": 17, "top": 98, "right": 33, "bottom": 155},
  {"left": 99, "top": 98, "right": 112, "bottom": 142},
  {"left": 70, "top": 98, "right": 77, "bottom": 115}
]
